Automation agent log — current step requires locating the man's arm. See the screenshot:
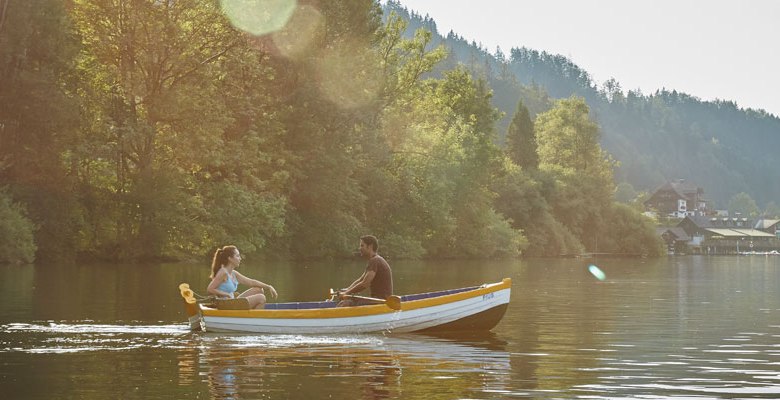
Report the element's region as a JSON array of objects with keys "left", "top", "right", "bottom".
[
  {"left": 343, "top": 270, "right": 375, "bottom": 295},
  {"left": 234, "top": 271, "right": 278, "bottom": 299}
]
